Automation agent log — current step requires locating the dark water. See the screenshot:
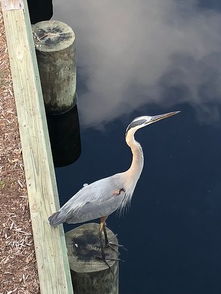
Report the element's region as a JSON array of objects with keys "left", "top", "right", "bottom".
[
  {"left": 53, "top": 0, "right": 221, "bottom": 292},
  {"left": 55, "top": 101, "right": 221, "bottom": 294}
]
